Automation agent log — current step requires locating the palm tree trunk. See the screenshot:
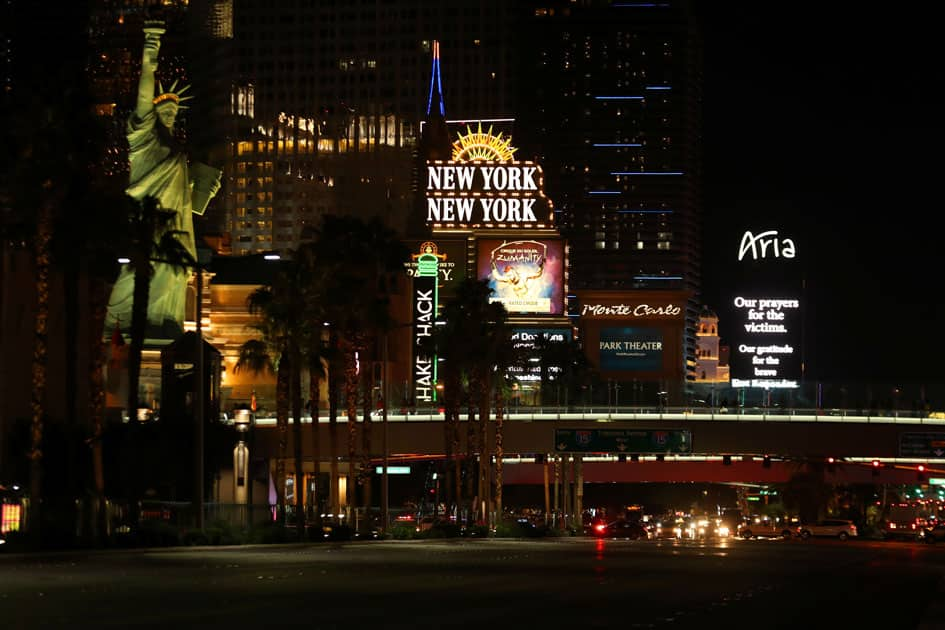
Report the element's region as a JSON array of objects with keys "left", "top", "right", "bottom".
[
  {"left": 343, "top": 338, "right": 359, "bottom": 521},
  {"left": 360, "top": 359, "right": 373, "bottom": 530},
  {"left": 478, "top": 375, "right": 491, "bottom": 525},
  {"left": 88, "top": 276, "right": 109, "bottom": 543},
  {"left": 464, "top": 390, "right": 477, "bottom": 526},
  {"left": 308, "top": 369, "right": 321, "bottom": 529},
  {"left": 291, "top": 349, "right": 305, "bottom": 539},
  {"left": 127, "top": 254, "right": 150, "bottom": 415},
  {"left": 328, "top": 335, "right": 340, "bottom": 521},
  {"left": 29, "top": 201, "right": 53, "bottom": 544},
  {"left": 494, "top": 387, "right": 505, "bottom": 521},
  {"left": 275, "top": 349, "right": 290, "bottom": 522}
]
